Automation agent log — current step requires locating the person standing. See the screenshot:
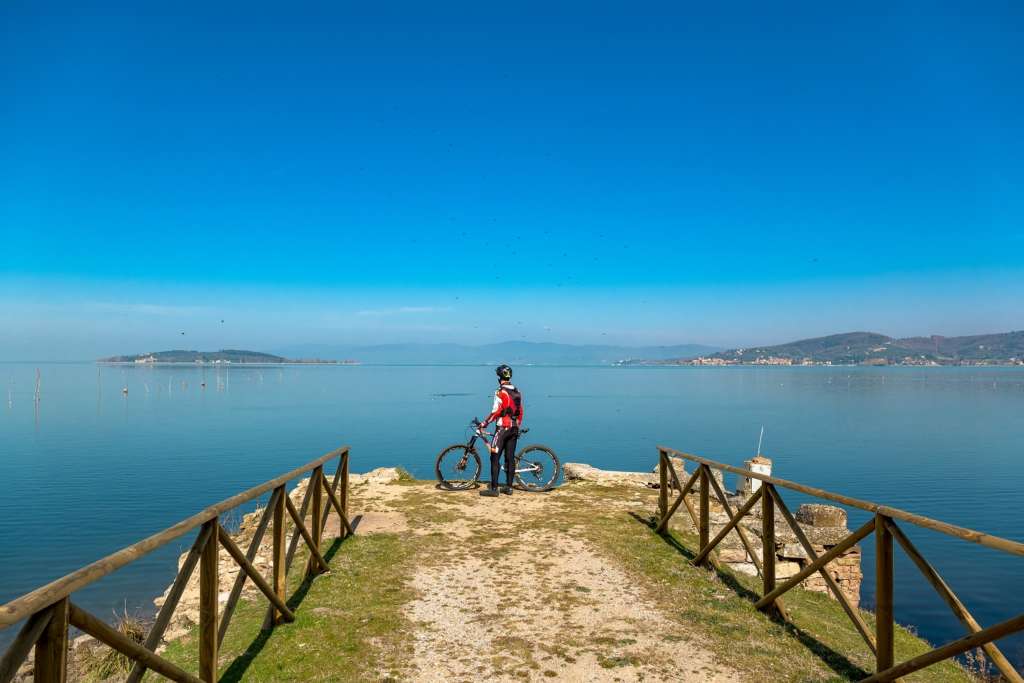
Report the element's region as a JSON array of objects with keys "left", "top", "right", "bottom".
[{"left": 478, "top": 364, "right": 523, "bottom": 497}]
